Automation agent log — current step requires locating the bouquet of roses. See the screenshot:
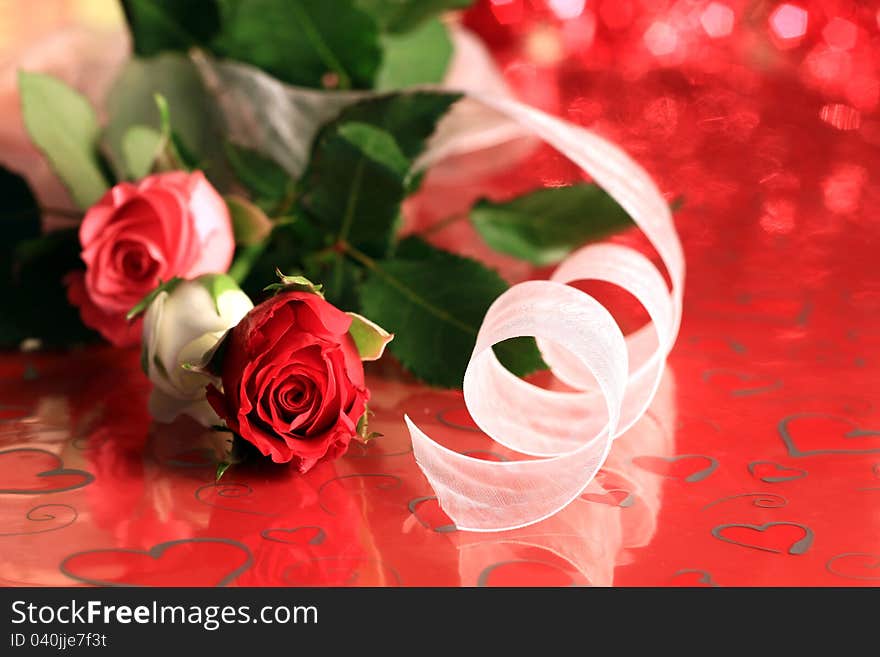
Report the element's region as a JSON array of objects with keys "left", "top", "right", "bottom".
[{"left": 1, "top": 0, "right": 639, "bottom": 480}]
